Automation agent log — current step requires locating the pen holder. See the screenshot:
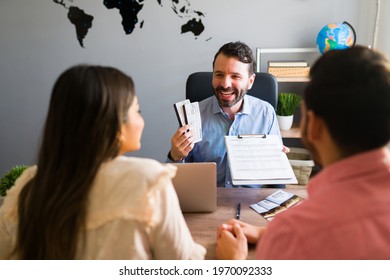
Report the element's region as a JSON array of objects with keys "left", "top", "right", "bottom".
[{"left": 287, "top": 148, "right": 315, "bottom": 185}]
